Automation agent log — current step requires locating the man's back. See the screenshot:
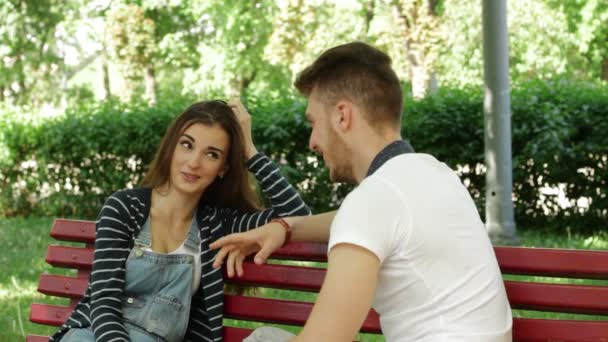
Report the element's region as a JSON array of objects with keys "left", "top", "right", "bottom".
[{"left": 328, "top": 153, "right": 512, "bottom": 341}]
